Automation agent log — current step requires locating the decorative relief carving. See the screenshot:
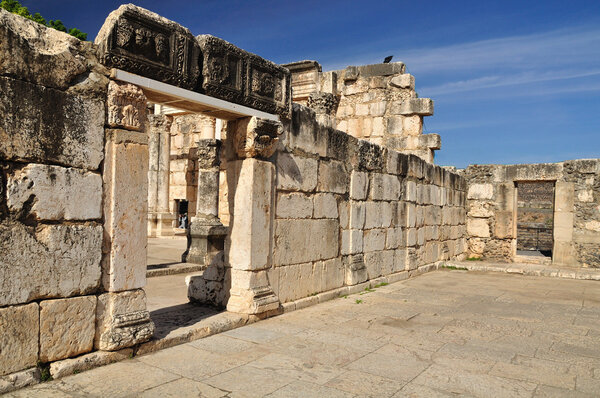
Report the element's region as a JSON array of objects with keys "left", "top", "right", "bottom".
[
  {"left": 198, "top": 35, "right": 292, "bottom": 119},
  {"left": 107, "top": 80, "right": 147, "bottom": 131},
  {"left": 96, "top": 5, "right": 200, "bottom": 90},
  {"left": 307, "top": 92, "right": 339, "bottom": 116},
  {"left": 233, "top": 117, "right": 282, "bottom": 159},
  {"left": 196, "top": 139, "right": 222, "bottom": 169}
]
